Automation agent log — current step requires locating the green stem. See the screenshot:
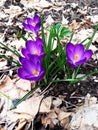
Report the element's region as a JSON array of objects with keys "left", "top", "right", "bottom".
[
  {"left": 51, "top": 69, "right": 98, "bottom": 84},
  {"left": 81, "top": 37, "right": 90, "bottom": 43},
  {"left": 17, "top": 32, "right": 27, "bottom": 42},
  {"left": 76, "top": 69, "right": 98, "bottom": 82},
  {"left": 0, "top": 42, "right": 21, "bottom": 57},
  {"left": 0, "top": 91, "right": 12, "bottom": 100},
  {"left": 52, "top": 78, "right": 78, "bottom": 83},
  {"left": 69, "top": 32, "right": 74, "bottom": 42},
  {"left": 0, "top": 55, "right": 21, "bottom": 67},
  {"left": 65, "top": 63, "right": 71, "bottom": 78},
  {"left": 86, "top": 25, "right": 98, "bottom": 49},
  {"left": 74, "top": 65, "right": 81, "bottom": 79}
]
